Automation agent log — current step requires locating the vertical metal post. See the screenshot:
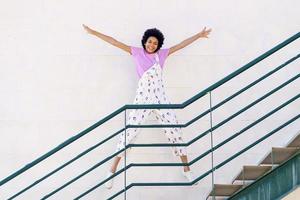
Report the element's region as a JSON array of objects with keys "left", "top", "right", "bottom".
[
  {"left": 242, "top": 167, "right": 245, "bottom": 187},
  {"left": 124, "top": 109, "right": 127, "bottom": 200},
  {"left": 209, "top": 91, "right": 216, "bottom": 200},
  {"left": 271, "top": 148, "right": 275, "bottom": 169}
]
